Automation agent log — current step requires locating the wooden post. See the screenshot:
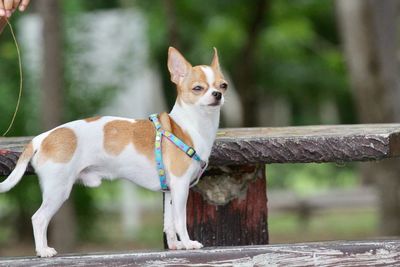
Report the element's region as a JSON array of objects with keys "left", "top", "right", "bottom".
[
  {"left": 163, "top": 164, "right": 268, "bottom": 248},
  {"left": 187, "top": 165, "right": 268, "bottom": 246}
]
